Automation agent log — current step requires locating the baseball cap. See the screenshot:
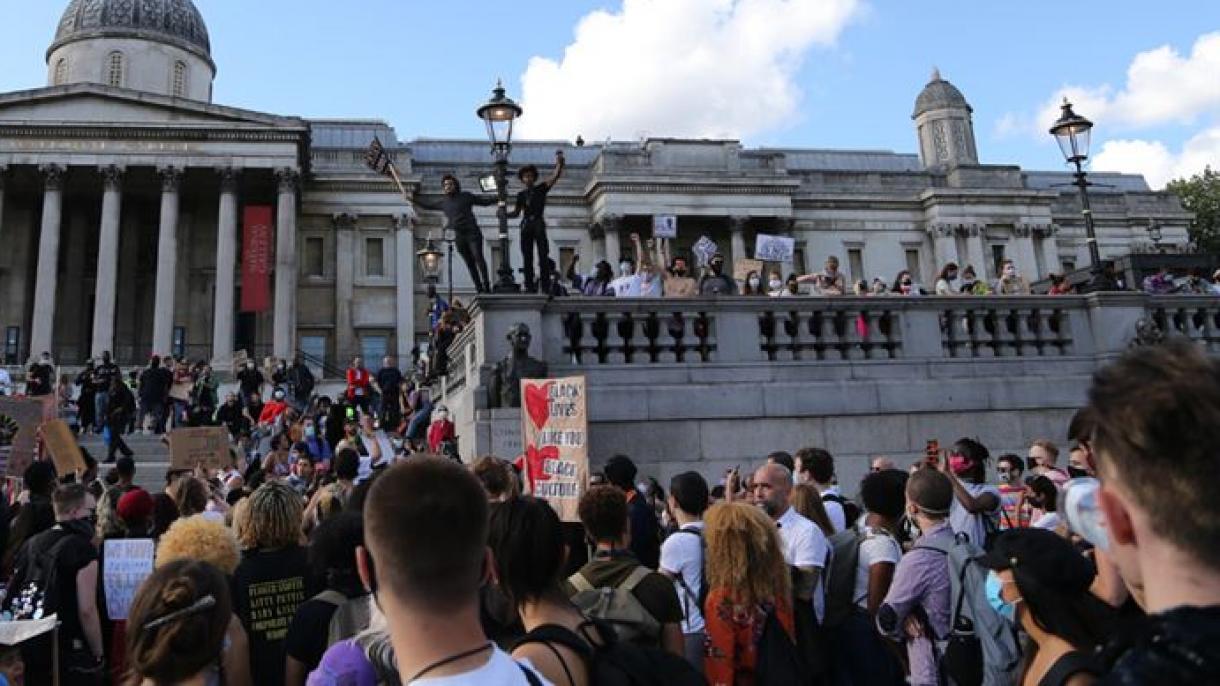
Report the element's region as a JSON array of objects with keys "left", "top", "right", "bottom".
[
  {"left": 116, "top": 488, "right": 155, "bottom": 524},
  {"left": 979, "top": 528, "right": 1095, "bottom": 594}
]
